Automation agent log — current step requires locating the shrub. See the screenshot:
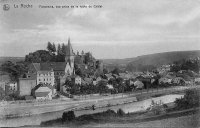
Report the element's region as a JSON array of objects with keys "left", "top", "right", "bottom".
[
  {"left": 62, "top": 111, "right": 76, "bottom": 122},
  {"left": 175, "top": 89, "right": 199, "bottom": 110},
  {"left": 117, "top": 108, "right": 125, "bottom": 116},
  {"left": 101, "top": 109, "right": 117, "bottom": 117},
  {"left": 151, "top": 106, "right": 162, "bottom": 115}
]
